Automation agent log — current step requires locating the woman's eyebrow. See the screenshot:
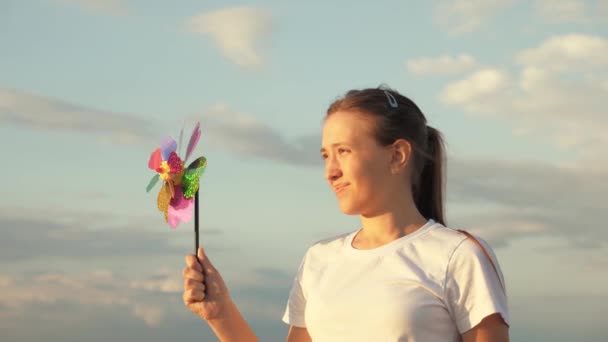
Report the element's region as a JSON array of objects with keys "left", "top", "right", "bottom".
[{"left": 320, "top": 142, "right": 349, "bottom": 153}]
